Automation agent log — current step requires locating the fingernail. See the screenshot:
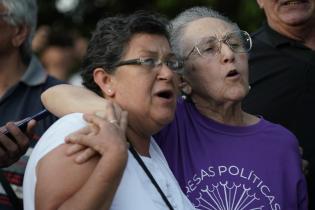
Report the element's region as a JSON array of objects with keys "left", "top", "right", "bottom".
[
  {"left": 65, "top": 137, "right": 70, "bottom": 142},
  {"left": 65, "top": 136, "right": 74, "bottom": 142},
  {"left": 95, "top": 111, "right": 106, "bottom": 119}
]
